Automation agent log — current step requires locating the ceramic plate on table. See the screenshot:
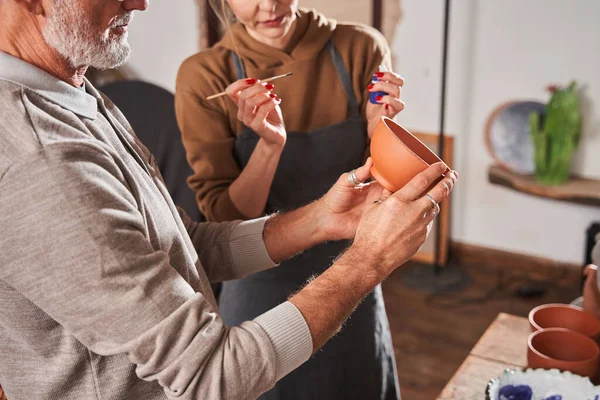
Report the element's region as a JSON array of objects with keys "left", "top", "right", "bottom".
[
  {"left": 485, "top": 101, "right": 546, "bottom": 175},
  {"left": 486, "top": 368, "right": 600, "bottom": 400}
]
